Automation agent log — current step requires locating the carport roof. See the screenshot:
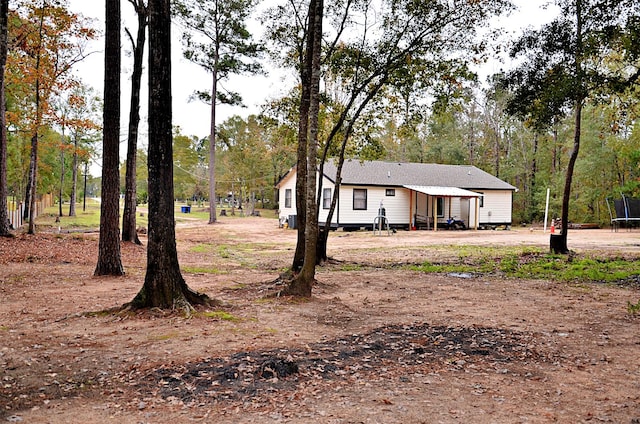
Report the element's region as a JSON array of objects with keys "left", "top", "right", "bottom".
[{"left": 404, "top": 185, "right": 483, "bottom": 197}]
